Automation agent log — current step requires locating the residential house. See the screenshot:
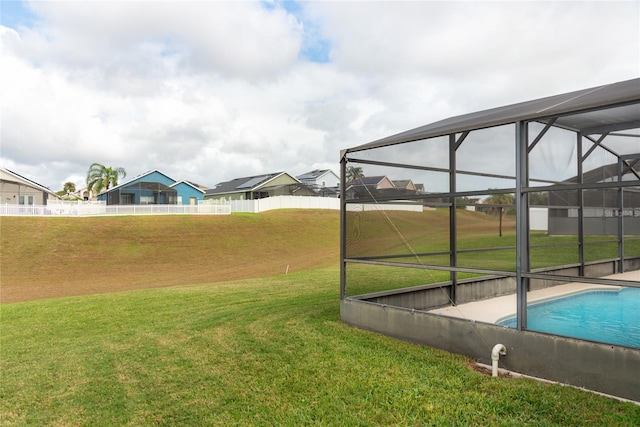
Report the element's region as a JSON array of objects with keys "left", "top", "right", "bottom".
[
  {"left": 204, "top": 172, "right": 316, "bottom": 202},
  {"left": 393, "top": 180, "right": 426, "bottom": 194},
  {"left": 346, "top": 175, "right": 427, "bottom": 201},
  {"left": 548, "top": 162, "right": 640, "bottom": 235},
  {"left": 170, "top": 181, "right": 207, "bottom": 206},
  {"left": 97, "top": 170, "right": 207, "bottom": 205},
  {"left": 345, "top": 175, "right": 395, "bottom": 199},
  {"left": 392, "top": 179, "right": 417, "bottom": 191},
  {"left": 0, "top": 167, "right": 60, "bottom": 205},
  {"left": 296, "top": 169, "right": 339, "bottom": 197},
  {"left": 71, "top": 187, "right": 97, "bottom": 201},
  {"left": 297, "top": 169, "right": 339, "bottom": 188}
]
